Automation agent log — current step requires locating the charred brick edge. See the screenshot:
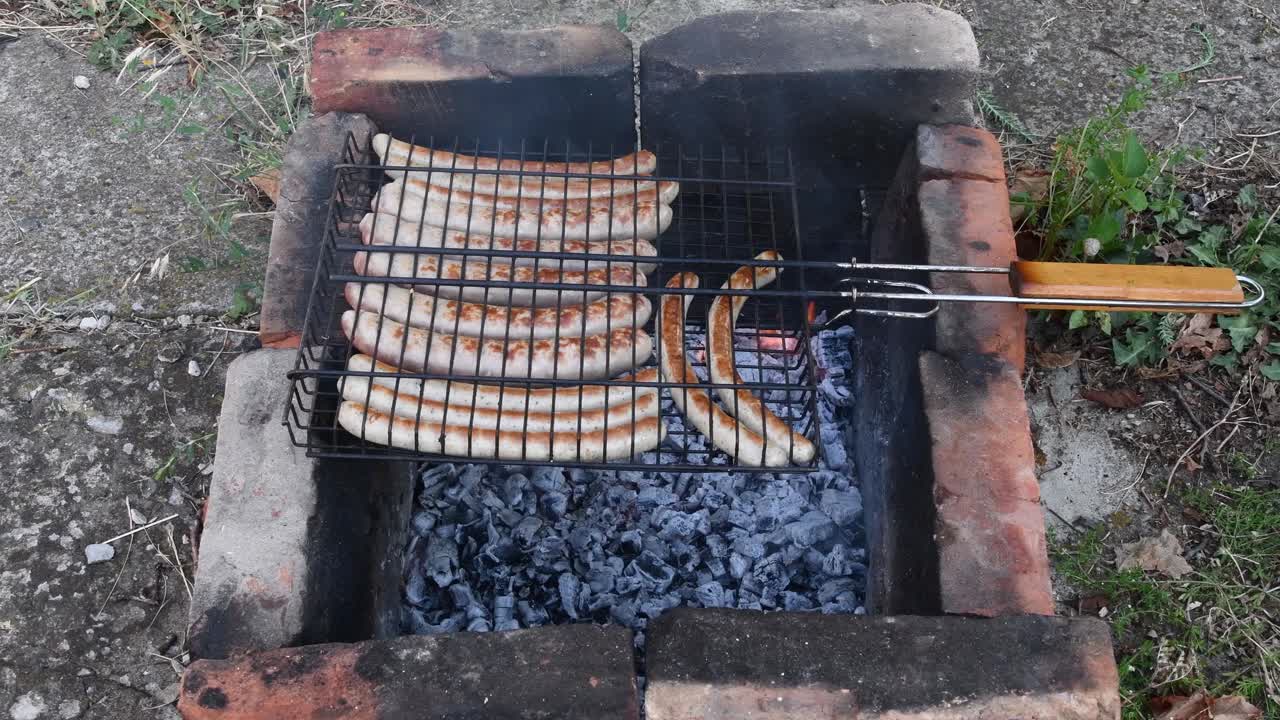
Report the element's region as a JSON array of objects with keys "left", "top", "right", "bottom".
[
  {"left": 310, "top": 26, "right": 636, "bottom": 150},
  {"left": 179, "top": 626, "right": 639, "bottom": 720},
  {"left": 645, "top": 609, "right": 1120, "bottom": 720},
  {"left": 261, "top": 112, "right": 375, "bottom": 348},
  {"left": 914, "top": 124, "right": 1053, "bottom": 617}
]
